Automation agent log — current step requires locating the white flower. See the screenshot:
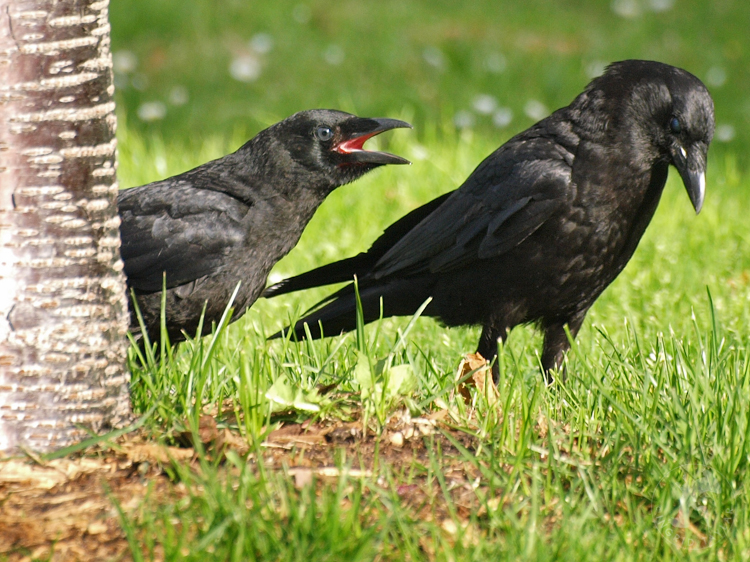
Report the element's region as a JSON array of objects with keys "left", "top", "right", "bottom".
[
  {"left": 453, "top": 110, "right": 475, "bottom": 129},
  {"left": 611, "top": 0, "right": 641, "bottom": 18},
  {"left": 648, "top": 0, "right": 674, "bottom": 11},
  {"left": 250, "top": 33, "right": 274, "bottom": 55},
  {"left": 113, "top": 50, "right": 137, "bottom": 74},
  {"left": 423, "top": 46, "right": 445, "bottom": 70},
  {"left": 472, "top": 94, "right": 498, "bottom": 115},
  {"left": 169, "top": 86, "right": 189, "bottom": 106},
  {"left": 492, "top": 107, "right": 513, "bottom": 128},
  {"left": 229, "top": 55, "right": 261, "bottom": 82},
  {"left": 706, "top": 66, "right": 727, "bottom": 88},
  {"left": 716, "top": 124, "right": 735, "bottom": 143},
  {"left": 524, "top": 99, "right": 548, "bottom": 121},
  {"left": 137, "top": 102, "right": 166, "bottom": 122}
]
